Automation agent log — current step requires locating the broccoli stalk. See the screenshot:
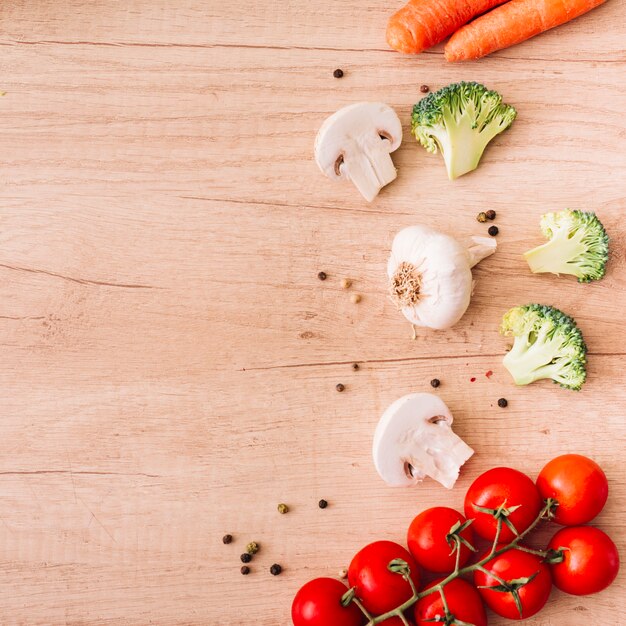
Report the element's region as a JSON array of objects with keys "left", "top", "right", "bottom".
[
  {"left": 501, "top": 304, "right": 587, "bottom": 391},
  {"left": 524, "top": 210, "right": 609, "bottom": 283},
  {"left": 412, "top": 82, "right": 517, "bottom": 180}
]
